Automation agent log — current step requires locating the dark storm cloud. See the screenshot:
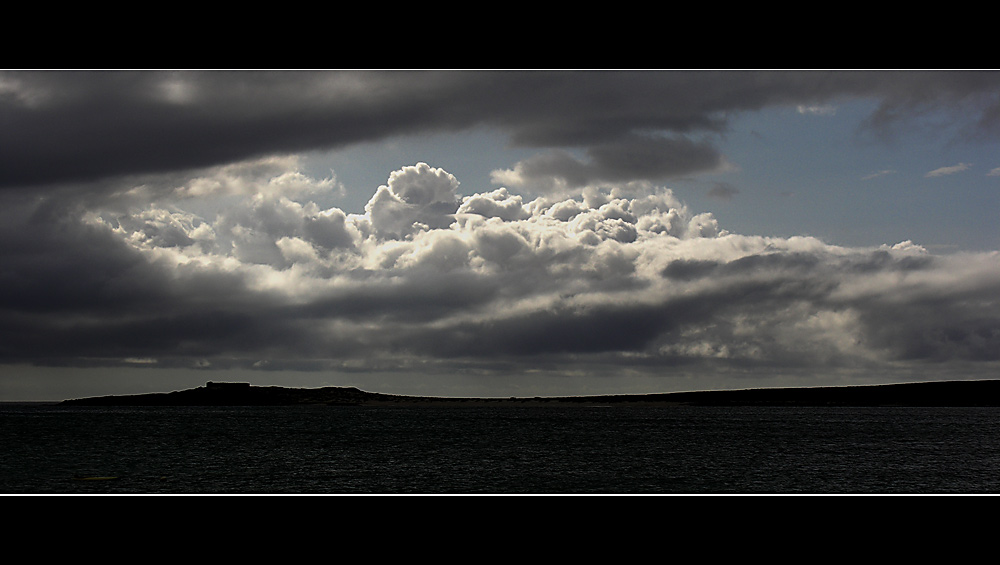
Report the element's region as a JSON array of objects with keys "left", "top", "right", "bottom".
[
  {"left": 494, "top": 135, "right": 724, "bottom": 191},
  {"left": 0, "top": 200, "right": 161, "bottom": 316},
  {"left": 4, "top": 70, "right": 1000, "bottom": 191},
  {"left": 0, "top": 197, "right": 272, "bottom": 364}
]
